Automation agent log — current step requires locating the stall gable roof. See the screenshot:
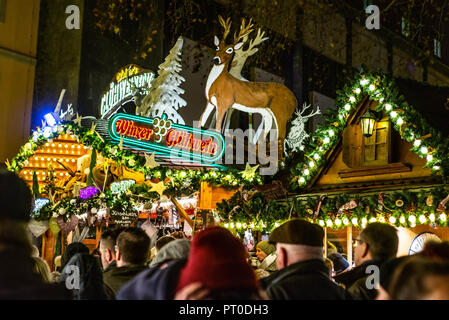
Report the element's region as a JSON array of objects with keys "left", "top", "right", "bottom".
[{"left": 290, "top": 71, "right": 449, "bottom": 191}]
